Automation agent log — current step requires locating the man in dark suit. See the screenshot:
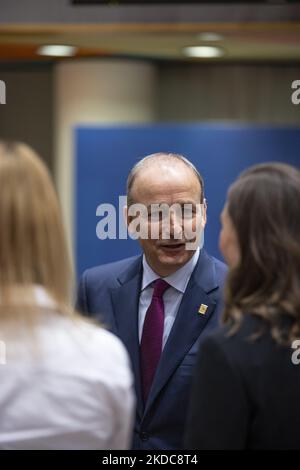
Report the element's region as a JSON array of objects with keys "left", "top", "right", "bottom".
[{"left": 77, "top": 153, "right": 227, "bottom": 450}]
